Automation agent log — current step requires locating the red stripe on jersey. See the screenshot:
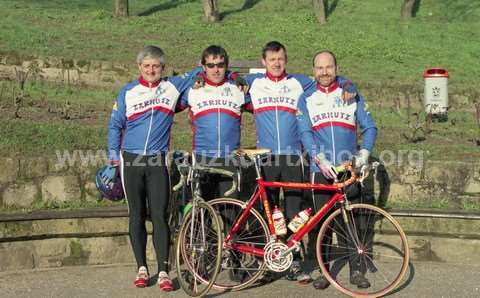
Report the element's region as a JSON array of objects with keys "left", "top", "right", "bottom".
[
  {"left": 153, "top": 106, "right": 174, "bottom": 115},
  {"left": 127, "top": 110, "right": 148, "bottom": 121},
  {"left": 313, "top": 121, "right": 355, "bottom": 131},
  {"left": 255, "top": 106, "right": 296, "bottom": 114},
  {"left": 193, "top": 108, "right": 241, "bottom": 120},
  {"left": 127, "top": 107, "right": 173, "bottom": 121}
]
